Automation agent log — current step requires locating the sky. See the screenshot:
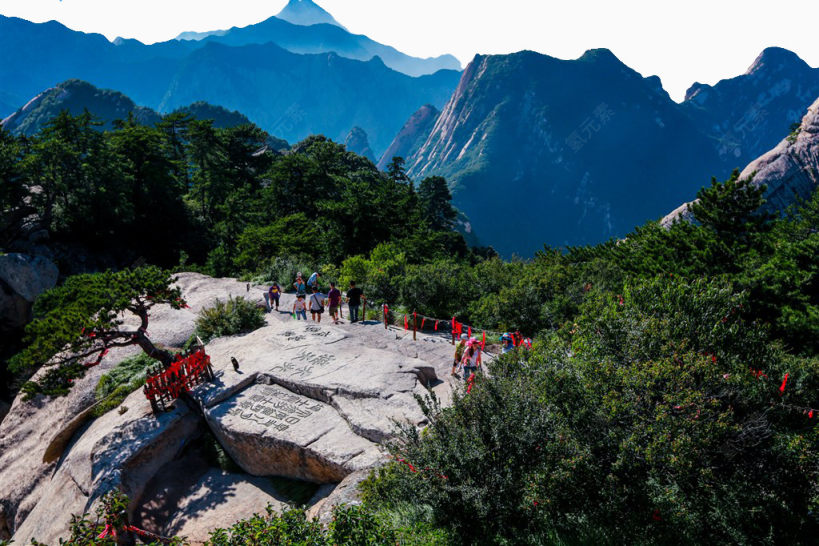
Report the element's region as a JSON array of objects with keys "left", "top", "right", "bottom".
[{"left": 2, "top": 0, "right": 818, "bottom": 102}]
